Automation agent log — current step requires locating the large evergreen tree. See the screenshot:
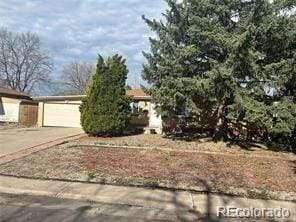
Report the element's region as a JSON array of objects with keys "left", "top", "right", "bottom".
[
  {"left": 143, "top": 0, "right": 296, "bottom": 148},
  {"left": 80, "top": 54, "right": 131, "bottom": 136}
]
